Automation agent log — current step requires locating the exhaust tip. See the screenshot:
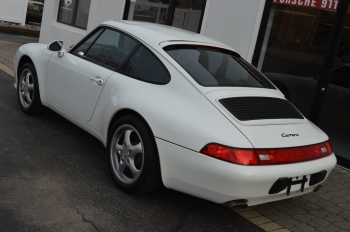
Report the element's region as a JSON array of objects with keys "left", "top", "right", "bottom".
[
  {"left": 313, "top": 185, "right": 323, "bottom": 192},
  {"left": 225, "top": 199, "right": 248, "bottom": 210}
]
